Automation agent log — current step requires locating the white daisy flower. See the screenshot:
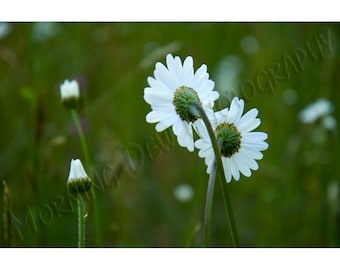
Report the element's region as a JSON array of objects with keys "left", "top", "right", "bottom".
[
  {"left": 144, "top": 54, "right": 220, "bottom": 152},
  {"left": 195, "top": 97, "right": 268, "bottom": 183}
]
